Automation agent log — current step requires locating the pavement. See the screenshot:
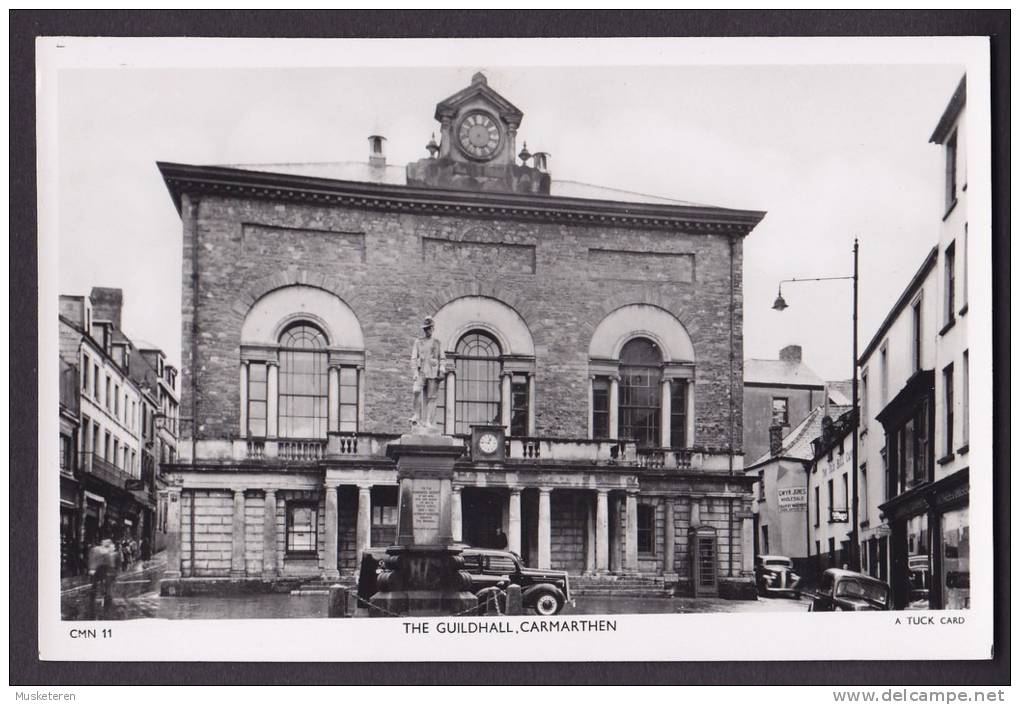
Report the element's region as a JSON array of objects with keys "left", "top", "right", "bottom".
[{"left": 64, "top": 584, "right": 809, "bottom": 620}]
